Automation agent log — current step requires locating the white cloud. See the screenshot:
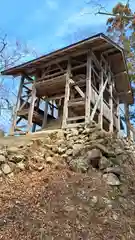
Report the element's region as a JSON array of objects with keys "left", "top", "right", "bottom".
[
  {"left": 56, "top": 7, "right": 108, "bottom": 37},
  {"left": 46, "top": 0, "right": 58, "bottom": 10}
]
